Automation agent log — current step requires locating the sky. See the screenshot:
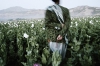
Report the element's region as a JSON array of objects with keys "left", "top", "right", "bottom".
[{"left": 0, "top": 0, "right": 100, "bottom": 10}]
